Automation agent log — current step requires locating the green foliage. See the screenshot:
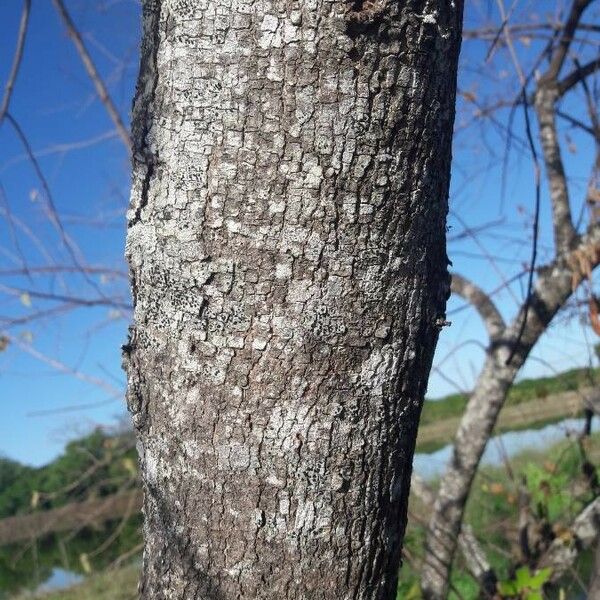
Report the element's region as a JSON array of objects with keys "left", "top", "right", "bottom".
[
  {"left": 399, "top": 582, "right": 422, "bottom": 599},
  {"left": 497, "top": 566, "right": 551, "bottom": 599},
  {"left": 419, "top": 392, "right": 467, "bottom": 426},
  {"left": 0, "top": 428, "right": 138, "bottom": 520},
  {"left": 522, "top": 462, "right": 575, "bottom": 522},
  {"left": 396, "top": 565, "right": 479, "bottom": 600},
  {"left": 0, "top": 428, "right": 141, "bottom": 597},
  {"left": 0, "top": 459, "right": 35, "bottom": 519},
  {"left": 403, "top": 433, "right": 600, "bottom": 600}
]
